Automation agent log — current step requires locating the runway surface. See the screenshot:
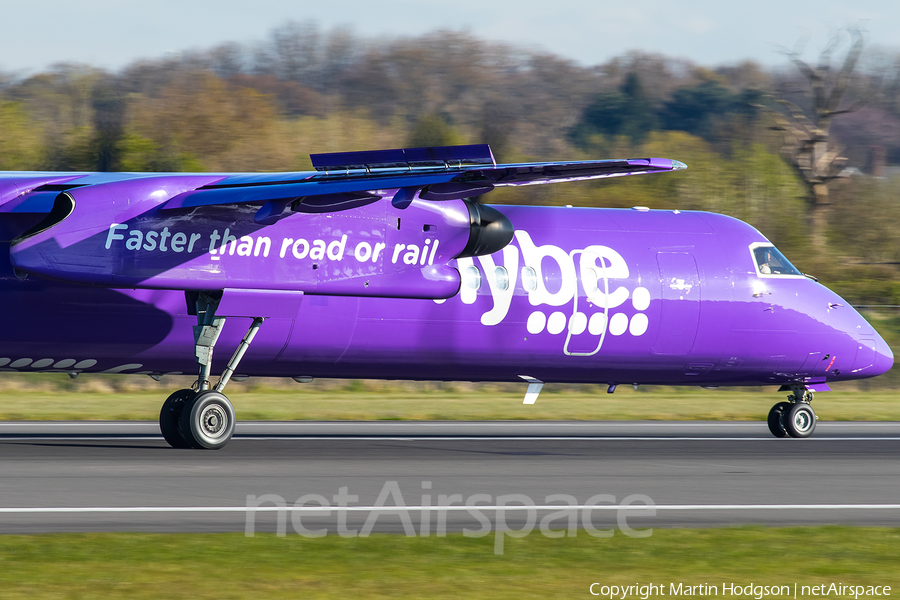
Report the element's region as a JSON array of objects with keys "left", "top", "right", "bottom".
[{"left": 2, "top": 421, "right": 900, "bottom": 534}]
